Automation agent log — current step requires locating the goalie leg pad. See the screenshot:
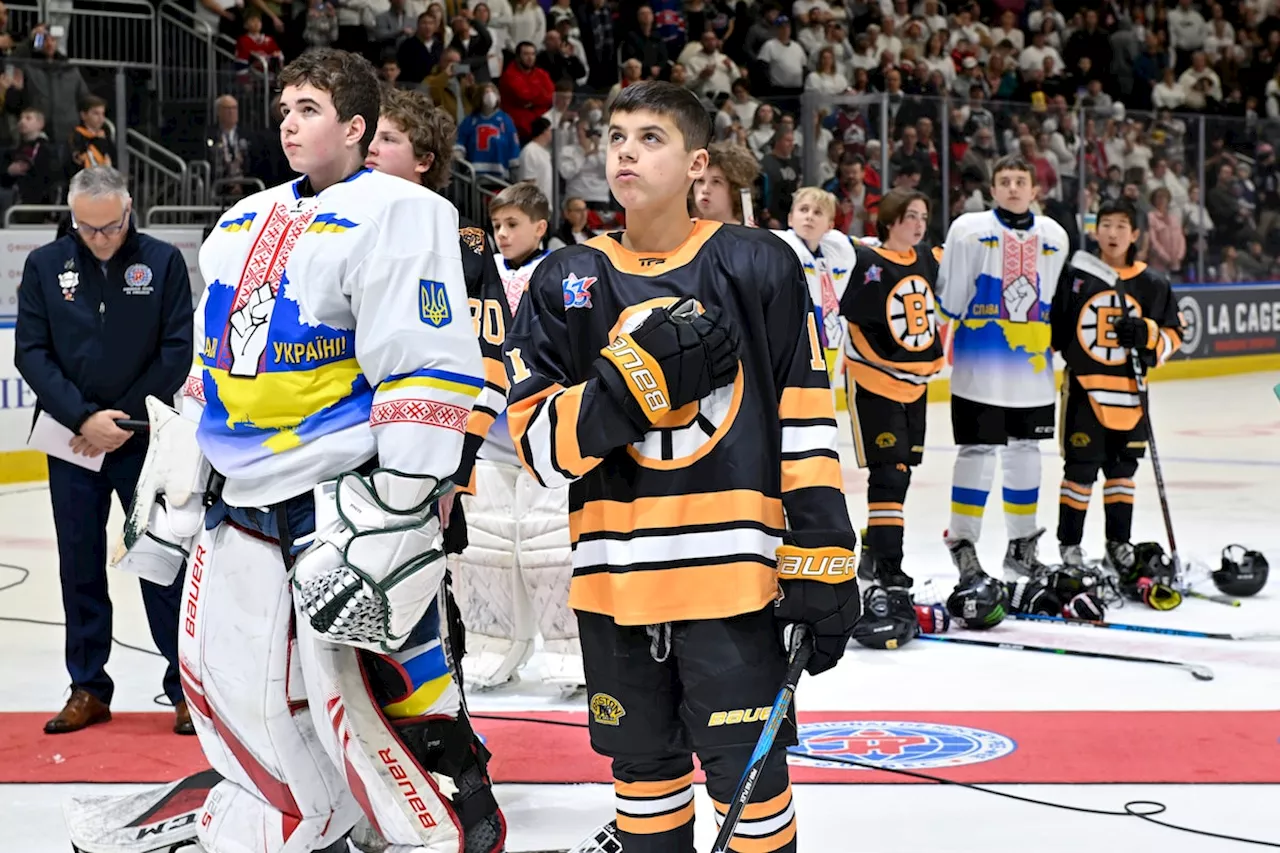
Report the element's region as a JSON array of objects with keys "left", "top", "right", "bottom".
[
  {"left": 514, "top": 469, "right": 582, "bottom": 690},
  {"left": 179, "top": 520, "right": 360, "bottom": 853},
  {"left": 451, "top": 461, "right": 536, "bottom": 689},
  {"left": 111, "top": 395, "right": 211, "bottom": 583},
  {"left": 296, "top": 626, "right": 503, "bottom": 853}
]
